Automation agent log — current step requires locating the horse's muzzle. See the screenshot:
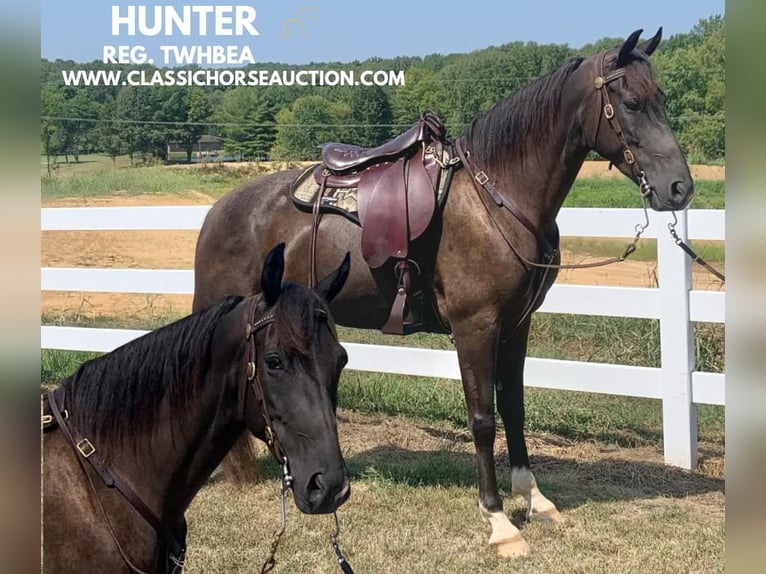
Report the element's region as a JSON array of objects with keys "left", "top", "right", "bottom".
[{"left": 299, "top": 472, "right": 351, "bottom": 514}]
